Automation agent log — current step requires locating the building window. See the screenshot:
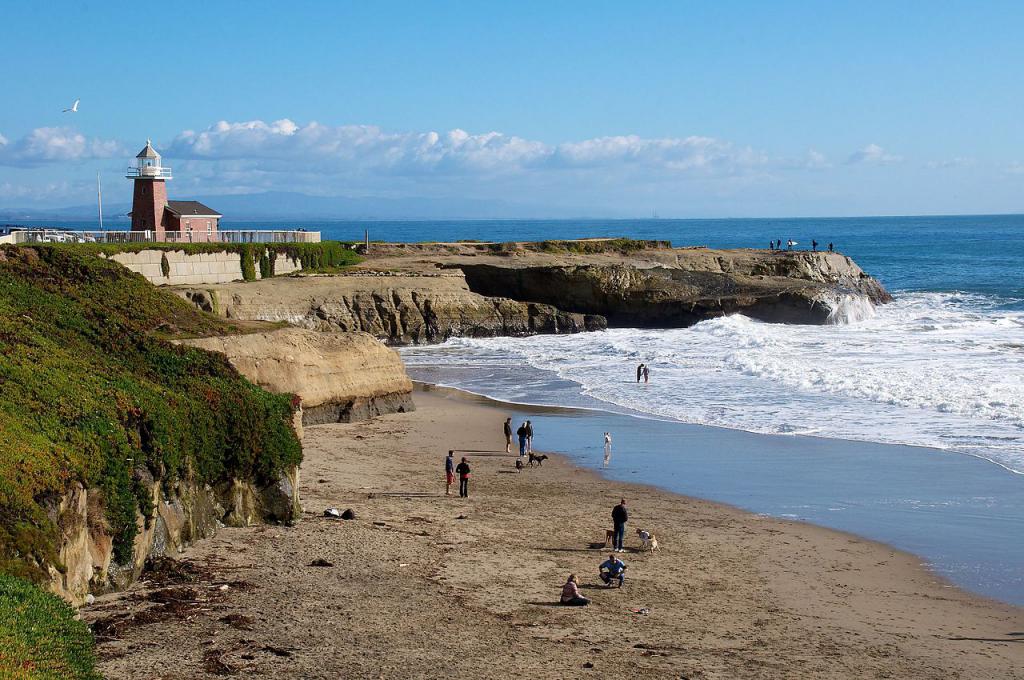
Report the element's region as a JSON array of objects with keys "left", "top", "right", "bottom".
[{"left": 207, "top": 220, "right": 212, "bottom": 233}]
